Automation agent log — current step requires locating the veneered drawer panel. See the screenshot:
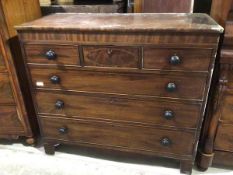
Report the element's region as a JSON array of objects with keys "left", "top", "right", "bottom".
[
  {"left": 30, "top": 67, "right": 207, "bottom": 100},
  {"left": 35, "top": 91, "right": 202, "bottom": 129},
  {"left": 0, "top": 50, "right": 6, "bottom": 71},
  {"left": 219, "top": 94, "right": 233, "bottom": 123},
  {"left": 24, "top": 44, "right": 79, "bottom": 65},
  {"left": 0, "top": 74, "right": 14, "bottom": 104},
  {"left": 143, "top": 47, "right": 212, "bottom": 72},
  {"left": 215, "top": 124, "right": 233, "bottom": 152},
  {"left": 40, "top": 117, "right": 196, "bottom": 156},
  {"left": 0, "top": 106, "right": 24, "bottom": 133},
  {"left": 83, "top": 46, "right": 139, "bottom": 68}
]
